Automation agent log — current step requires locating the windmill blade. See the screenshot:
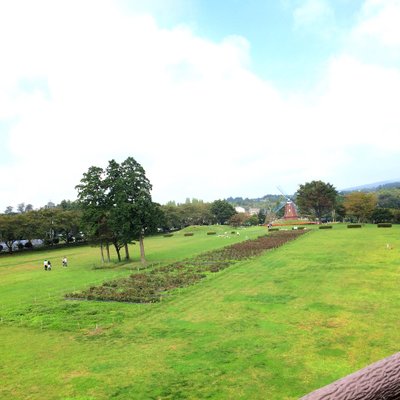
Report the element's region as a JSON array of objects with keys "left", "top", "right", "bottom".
[
  {"left": 277, "top": 185, "right": 292, "bottom": 202},
  {"left": 273, "top": 201, "right": 286, "bottom": 213}
]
